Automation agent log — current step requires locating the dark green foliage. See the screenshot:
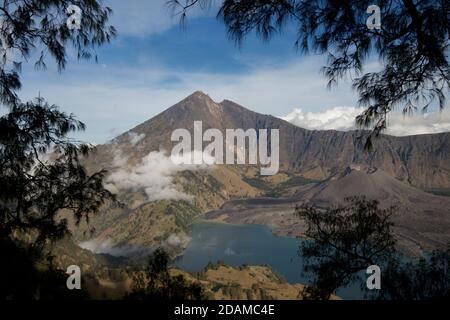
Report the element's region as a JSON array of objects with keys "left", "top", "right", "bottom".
[
  {"left": 0, "top": 236, "right": 90, "bottom": 300},
  {"left": 126, "top": 248, "right": 204, "bottom": 301},
  {"left": 295, "top": 197, "right": 450, "bottom": 300},
  {"left": 206, "top": 175, "right": 224, "bottom": 194},
  {"left": 0, "top": 0, "right": 116, "bottom": 299},
  {"left": 379, "top": 249, "right": 450, "bottom": 300},
  {"left": 0, "top": 97, "right": 114, "bottom": 245},
  {"left": 0, "top": 0, "right": 116, "bottom": 115},
  {"left": 0, "top": 0, "right": 116, "bottom": 78},
  {"left": 296, "top": 197, "right": 396, "bottom": 299},
  {"left": 171, "top": 201, "right": 201, "bottom": 232},
  {"left": 169, "top": 0, "right": 450, "bottom": 148},
  {"left": 0, "top": 98, "right": 115, "bottom": 299},
  {"left": 204, "top": 260, "right": 226, "bottom": 271}
]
